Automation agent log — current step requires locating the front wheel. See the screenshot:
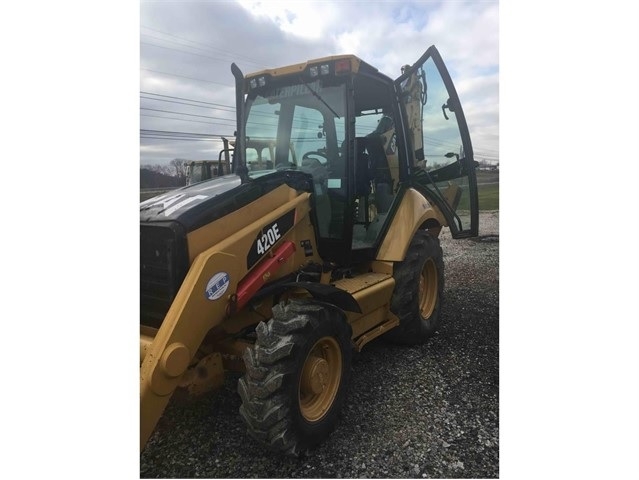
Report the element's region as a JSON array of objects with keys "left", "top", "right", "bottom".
[
  {"left": 384, "top": 231, "right": 444, "bottom": 345},
  {"left": 238, "top": 300, "right": 352, "bottom": 456}
]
